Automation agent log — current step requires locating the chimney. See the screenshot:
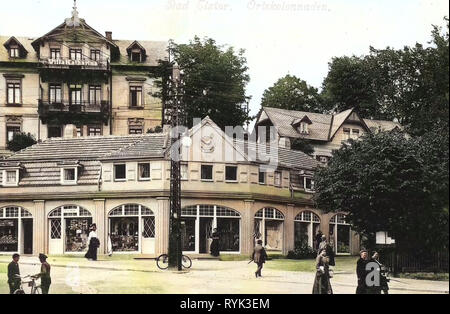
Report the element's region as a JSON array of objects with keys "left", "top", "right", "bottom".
[{"left": 105, "top": 31, "right": 112, "bottom": 41}]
